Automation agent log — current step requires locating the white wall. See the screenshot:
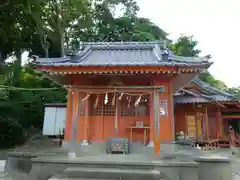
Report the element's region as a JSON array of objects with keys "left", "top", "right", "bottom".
[{"left": 42, "top": 106, "right": 66, "bottom": 136}]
